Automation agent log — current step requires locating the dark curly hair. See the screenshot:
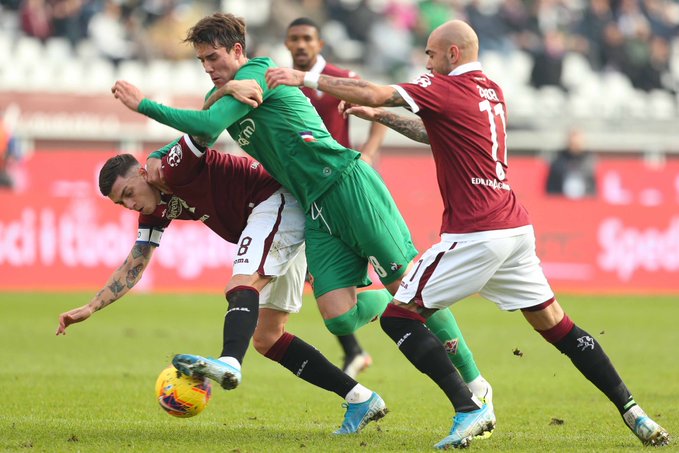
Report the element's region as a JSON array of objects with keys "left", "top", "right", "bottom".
[
  {"left": 184, "top": 13, "right": 246, "bottom": 52},
  {"left": 98, "top": 154, "right": 139, "bottom": 196}
]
